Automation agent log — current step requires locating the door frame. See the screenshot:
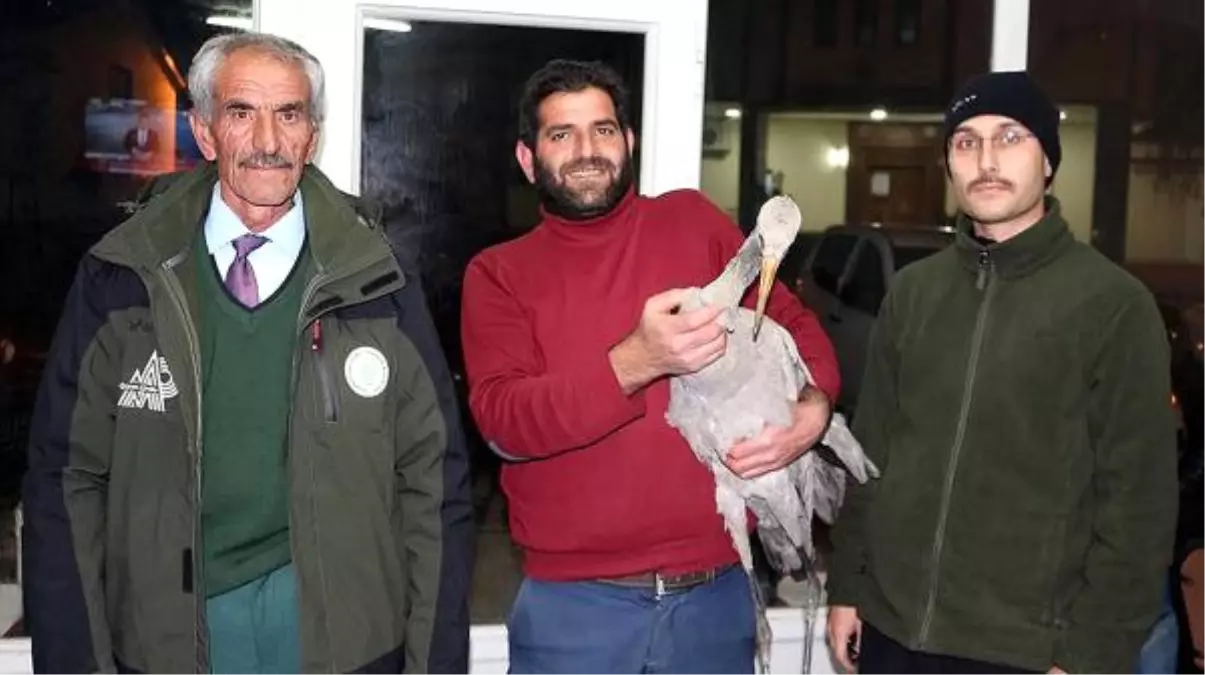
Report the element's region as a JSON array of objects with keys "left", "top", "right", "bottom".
[{"left": 257, "top": 0, "right": 710, "bottom": 197}]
